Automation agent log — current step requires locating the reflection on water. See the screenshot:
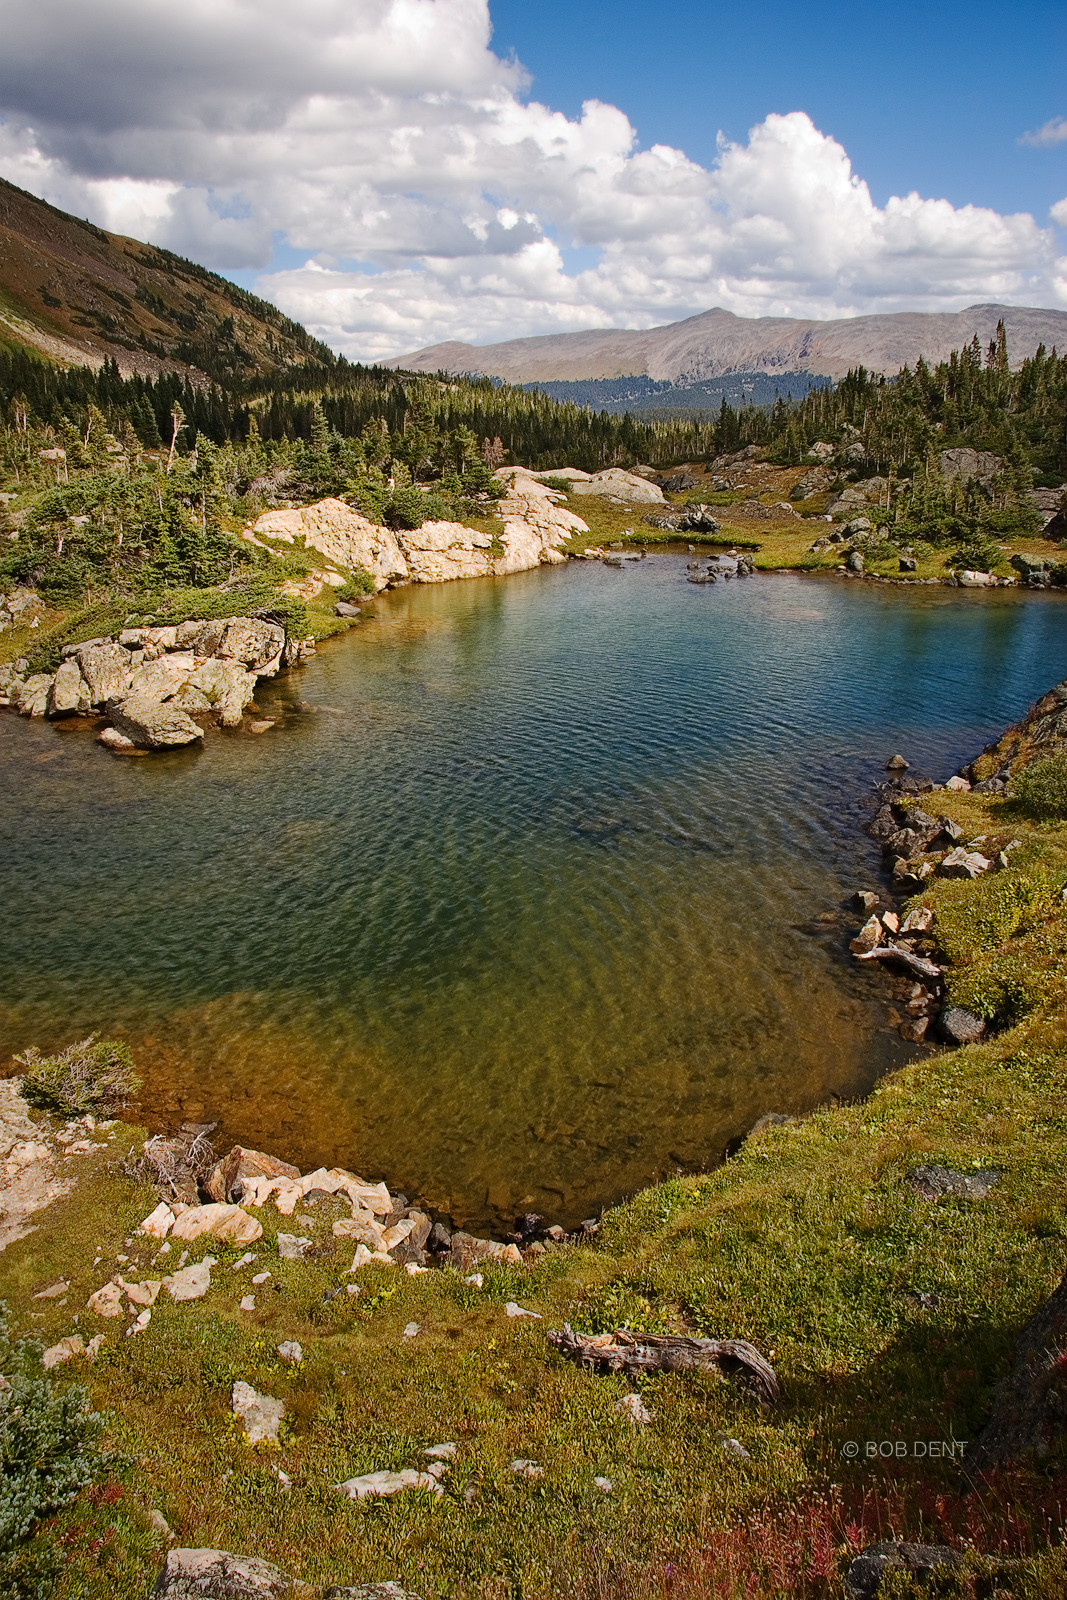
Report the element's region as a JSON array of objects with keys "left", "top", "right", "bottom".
[{"left": 2, "top": 562, "right": 1066, "bottom": 1228}]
